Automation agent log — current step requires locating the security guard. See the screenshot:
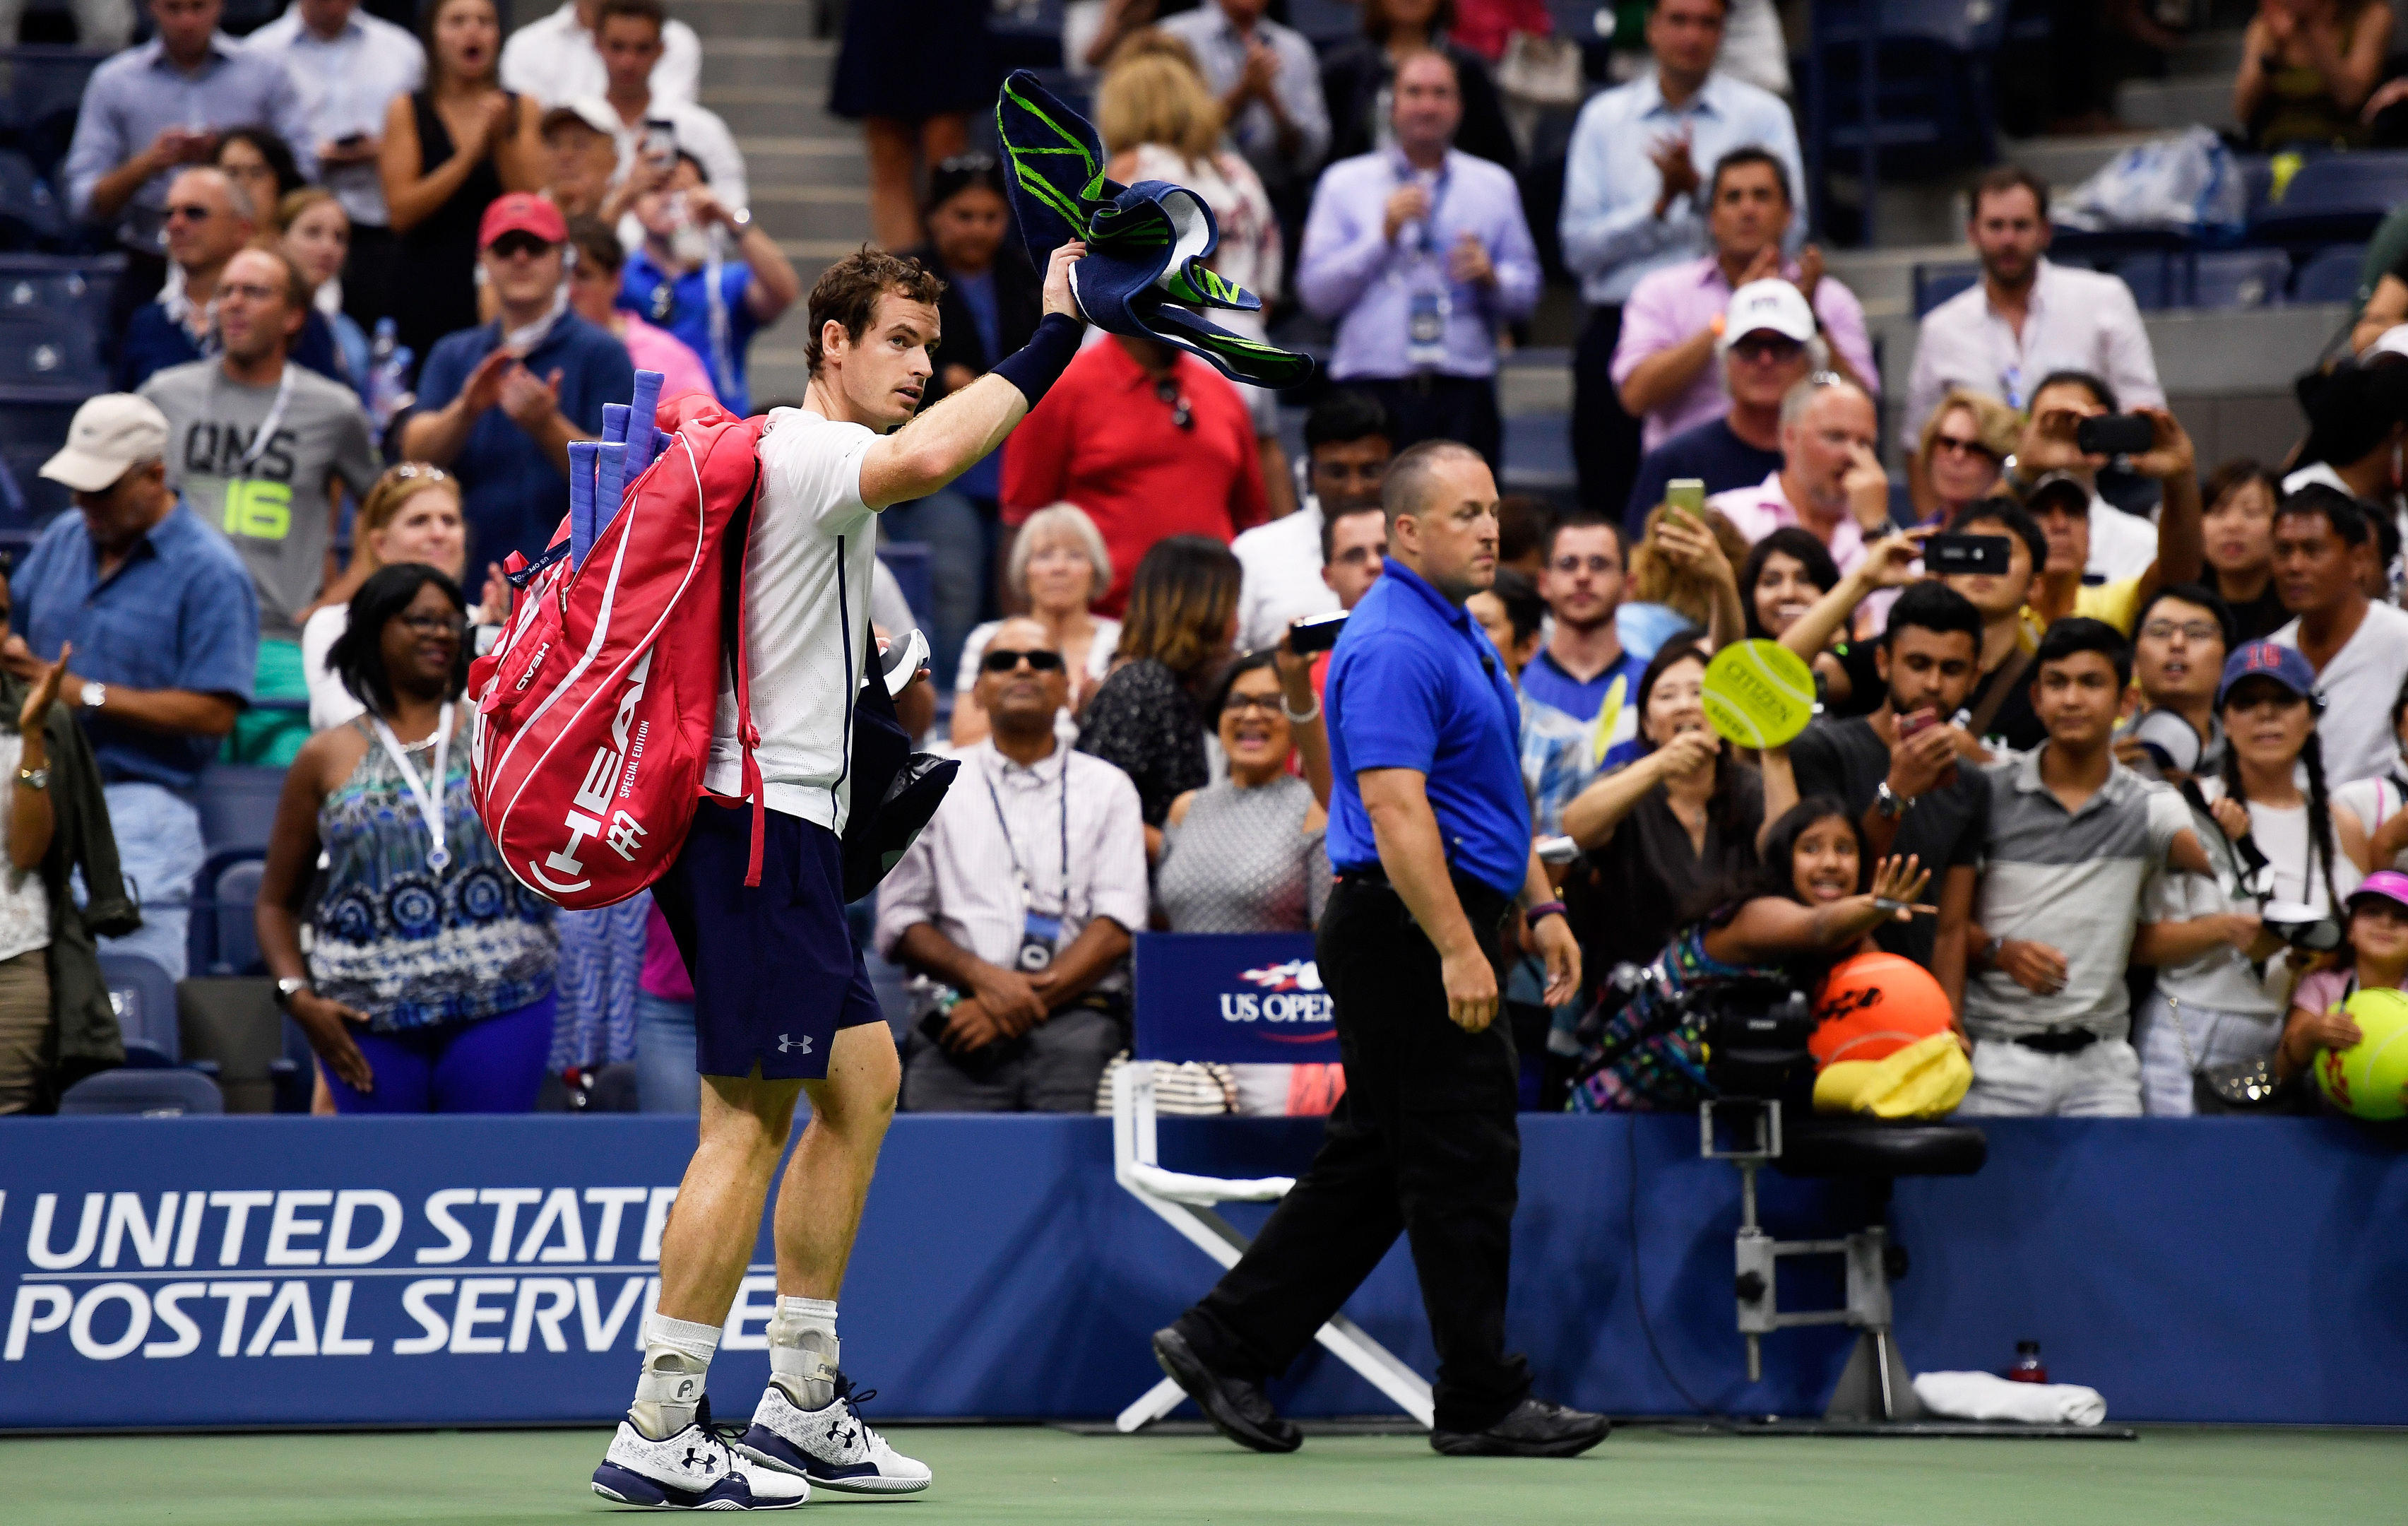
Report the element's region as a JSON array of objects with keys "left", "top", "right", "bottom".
[{"left": 1151, "top": 439, "right": 1608, "bottom": 1458}]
